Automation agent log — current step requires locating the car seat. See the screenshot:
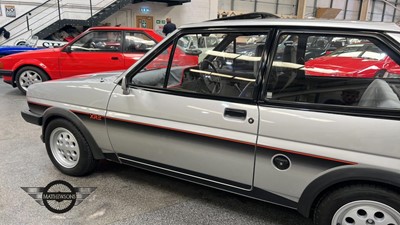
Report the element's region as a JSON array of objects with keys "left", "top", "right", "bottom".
[
  {"left": 315, "top": 39, "right": 326, "bottom": 49},
  {"left": 274, "top": 42, "right": 301, "bottom": 92},
  {"left": 253, "top": 44, "right": 265, "bottom": 77},
  {"left": 236, "top": 44, "right": 265, "bottom": 98},
  {"left": 358, "top": 79, "right": 400, "bottom": 109},
  {"left": 330, "top": 41, "right": 344, "bottom": 50},
  {"left": 282, "top": 44, "right": 296, "bottom": 63}
]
